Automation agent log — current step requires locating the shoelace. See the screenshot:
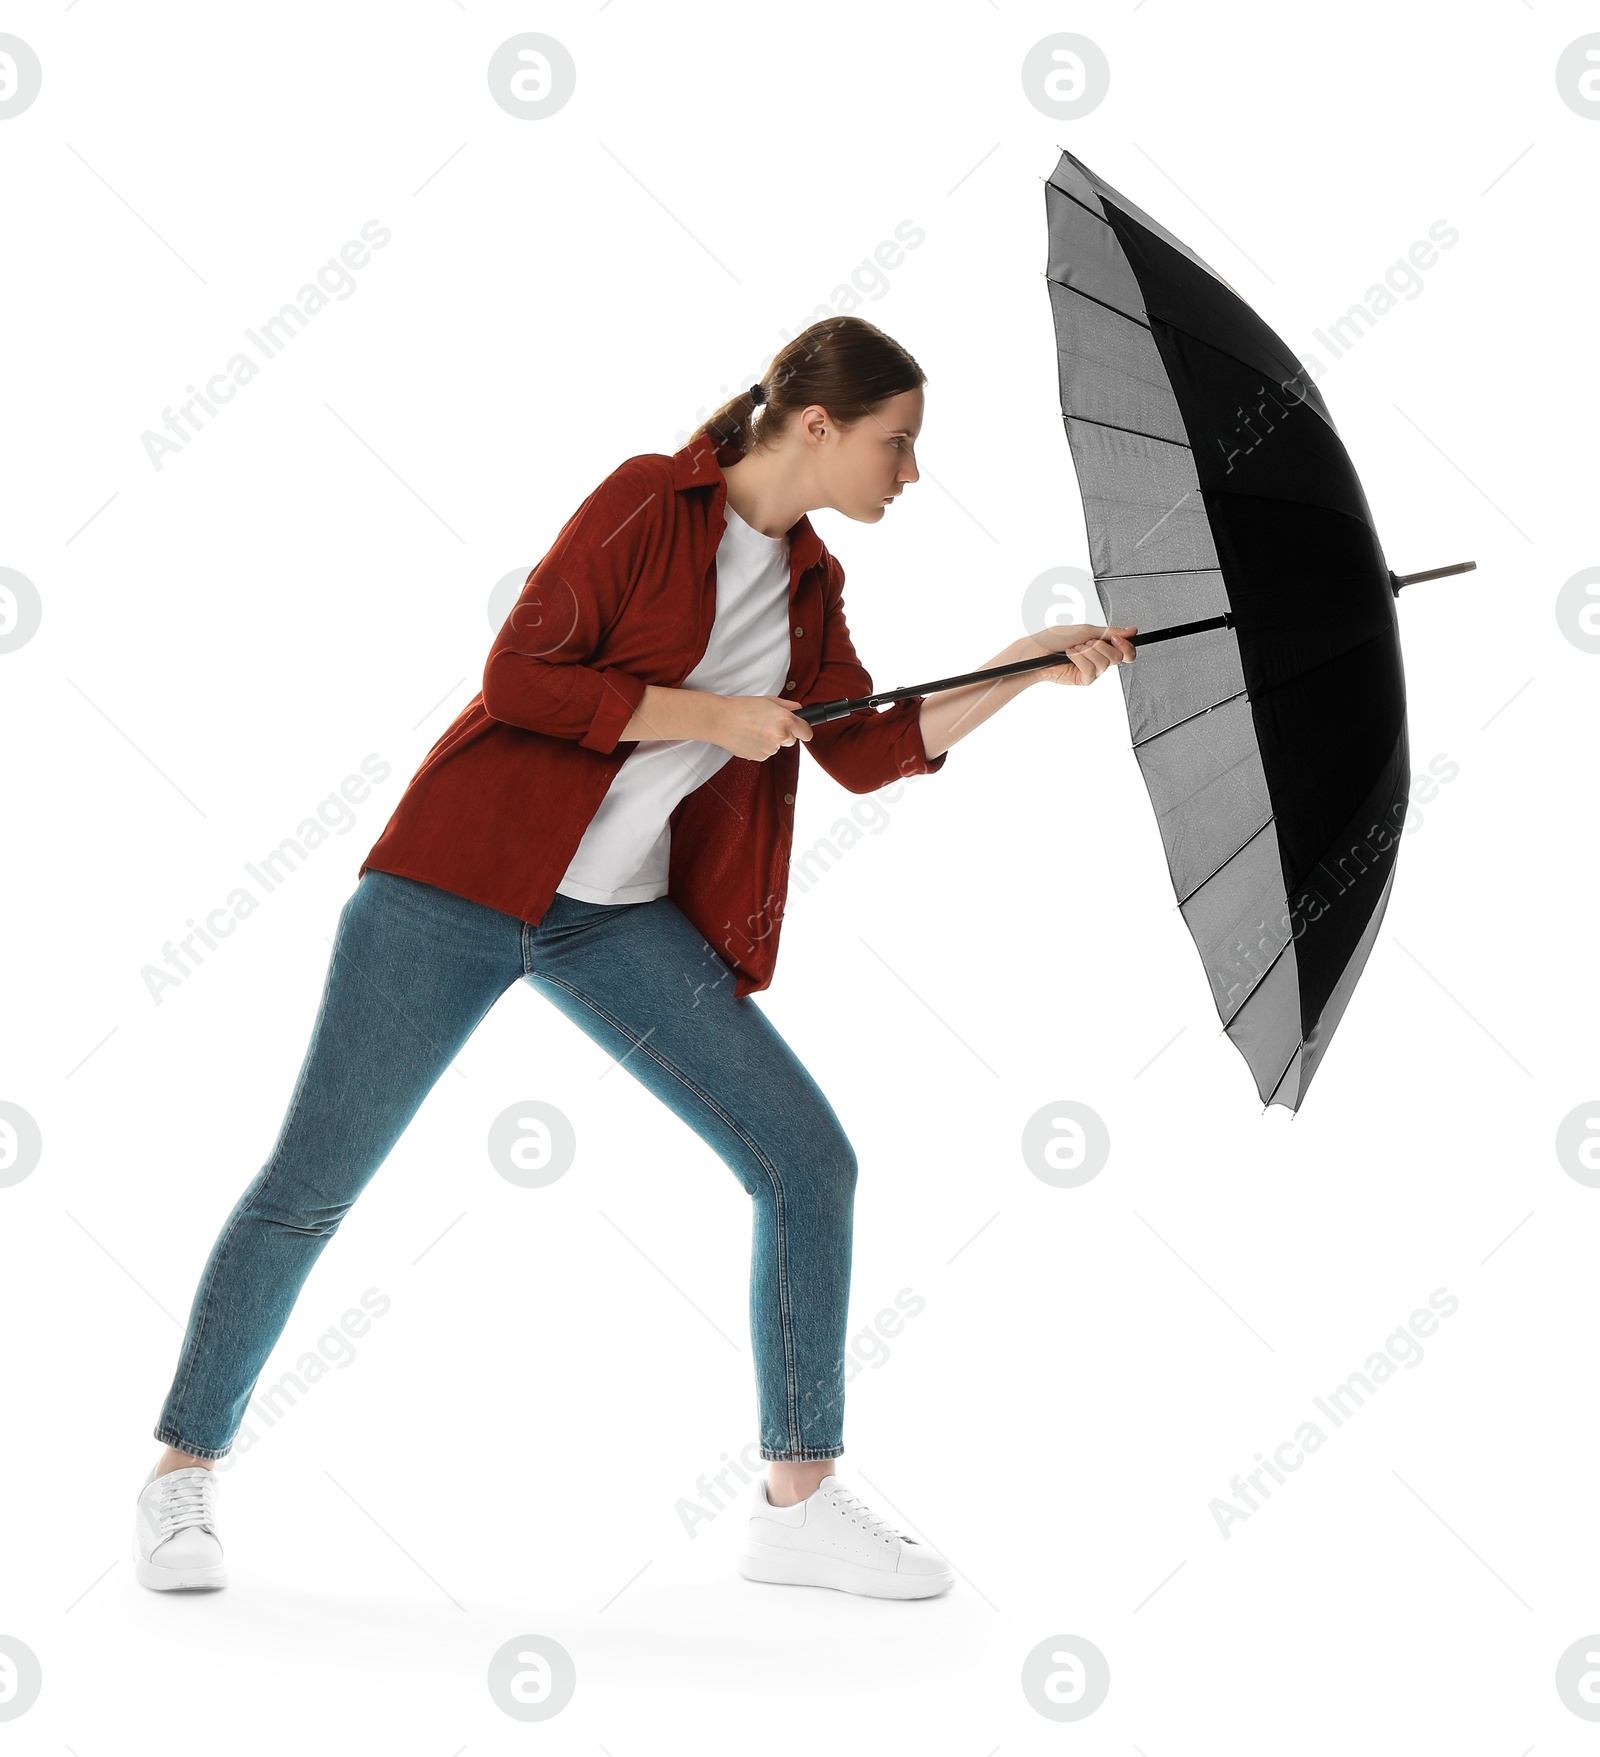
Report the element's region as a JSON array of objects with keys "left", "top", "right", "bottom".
[
  {"left": 824, "top": 1482, "right": 913, "bottom": 1545},
  {"left": 158, "top": 1471, "right": 217, "bottom": 1539}
]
